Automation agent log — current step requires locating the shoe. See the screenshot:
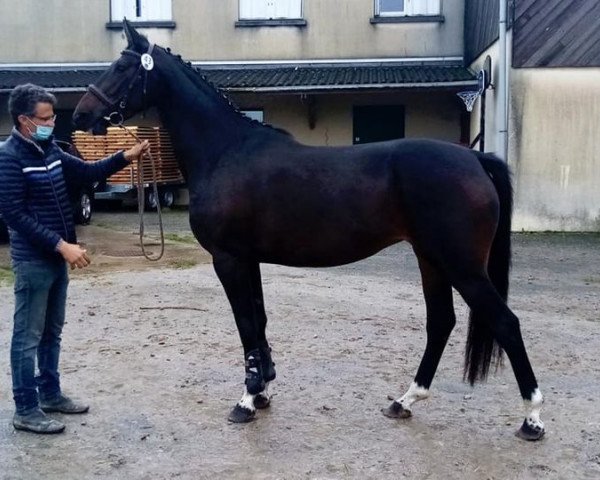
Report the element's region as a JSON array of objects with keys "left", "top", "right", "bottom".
[
  {"left": 40, "top": 394, "right": 89, "bottom": 414},
  {"left": 13, "top": 409, "right": 65, "bottom": 434}
]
